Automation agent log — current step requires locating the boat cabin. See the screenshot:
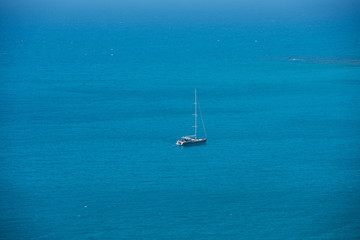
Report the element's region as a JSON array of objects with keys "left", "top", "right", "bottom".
[{"left": 178, "top": 136, "right": 192, "bottom": 142}]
